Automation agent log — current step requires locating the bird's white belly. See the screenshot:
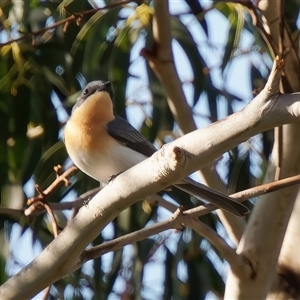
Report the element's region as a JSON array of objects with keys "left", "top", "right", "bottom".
[{"left": 71, "top": 140, "right": 148, "bottom": 183}]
